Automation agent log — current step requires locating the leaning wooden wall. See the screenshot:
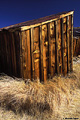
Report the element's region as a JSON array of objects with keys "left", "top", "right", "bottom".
[
  {"left": 0, "top": 30, "right": 21, "bottom": 77},
  {"left": 73, "top": 37, "right": 80, "bottom": 56},
  {"left": 20, "top": 14, "right": 73, "bottom": 82},
  {"left": 0, "top": 13, "right": 73, "bottom": 82}
]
